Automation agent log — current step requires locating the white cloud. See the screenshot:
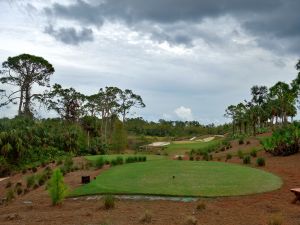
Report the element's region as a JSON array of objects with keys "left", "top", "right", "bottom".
[{"left": 174, "top": 106, "right": 193, "bottom": 121}]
